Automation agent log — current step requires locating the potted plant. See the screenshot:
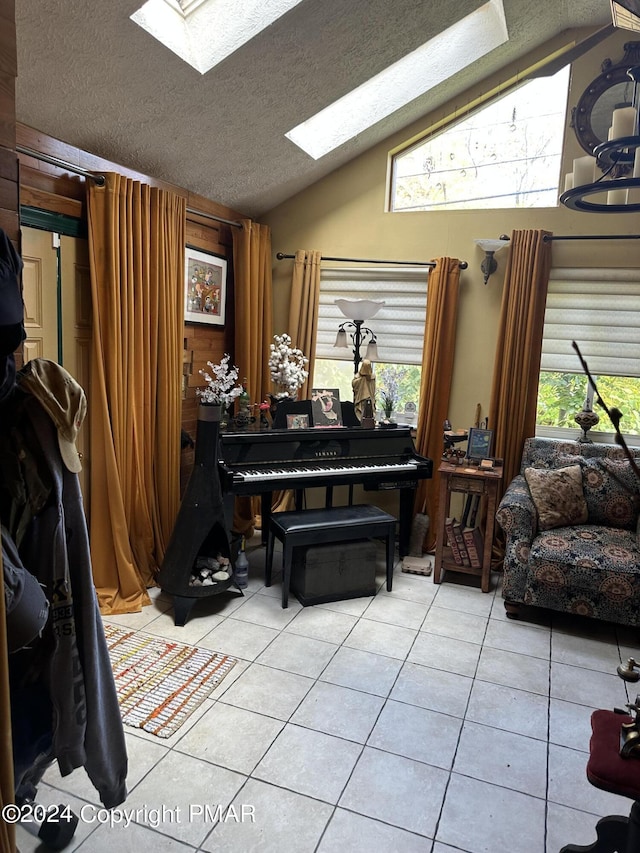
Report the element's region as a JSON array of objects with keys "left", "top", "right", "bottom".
[
  {"left": 198, "top": 354, "right": 244, "bottom": 418},
  {"left": 381, "top": 392, "right": 396, "bottom": 420},
  {"left": 378, "top": 365, "right": 408, "bottom": 422}
]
